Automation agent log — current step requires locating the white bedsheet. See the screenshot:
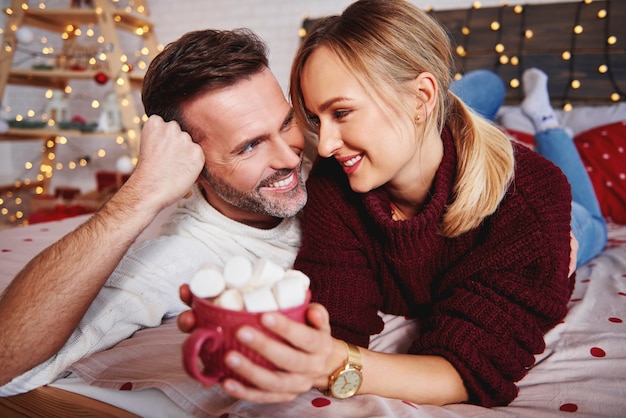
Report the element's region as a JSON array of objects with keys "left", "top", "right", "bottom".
[{"left": 2, "top": 217, "right": 626, "bottom": 417}]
